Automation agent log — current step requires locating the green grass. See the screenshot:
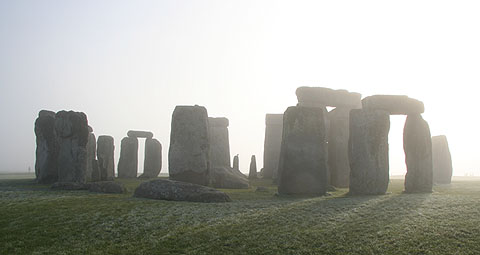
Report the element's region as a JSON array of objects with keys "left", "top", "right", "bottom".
[{"left": 1, "top": 175, "right": 480, "bottom": 254}]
